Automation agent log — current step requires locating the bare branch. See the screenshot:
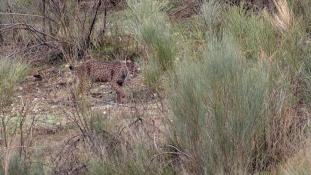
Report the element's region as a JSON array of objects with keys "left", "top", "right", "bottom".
[
  {"left": 0, "top": 23, "right": 60, "bottom": 41},
  {"left": 84, "top": 0, "right": 102, "bottom": 50},
  {"left": 0, "top": 12, "right": 58, "bottom": 25},
  {"left": 0, "top": 12, "right": 45, "bottom": 18}
]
